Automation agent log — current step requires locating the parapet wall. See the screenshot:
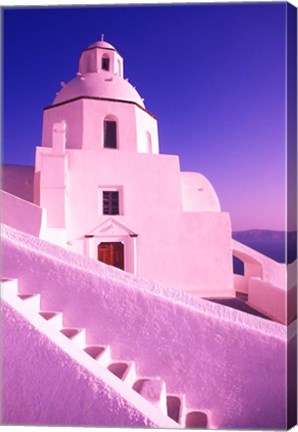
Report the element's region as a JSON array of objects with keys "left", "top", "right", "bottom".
[{"left": 1, "top": 190, "right": 46, "bottom": 237}]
